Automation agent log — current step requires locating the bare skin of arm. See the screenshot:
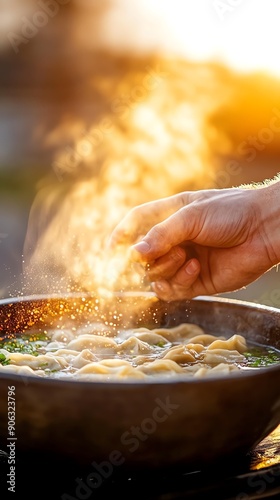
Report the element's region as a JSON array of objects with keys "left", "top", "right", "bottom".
[{"left": 109, "top": 179, "right": 280, "bottom": 301}]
